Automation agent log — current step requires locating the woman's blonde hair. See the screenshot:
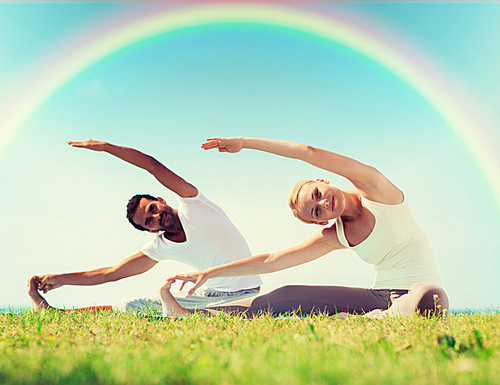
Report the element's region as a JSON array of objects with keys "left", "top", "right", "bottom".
[{"left": 288, "top": 180, "right": 316, "bottom": 224}]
